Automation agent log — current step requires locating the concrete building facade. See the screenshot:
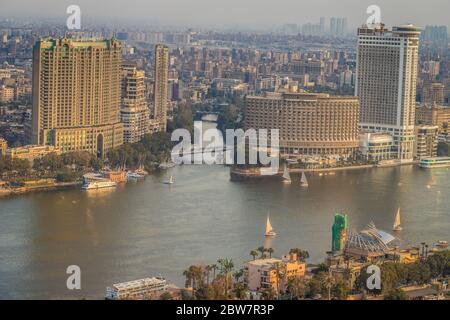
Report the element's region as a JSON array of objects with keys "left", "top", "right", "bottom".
[
  {"left": 356, "top": 24, "right": 421, "bottom": 161},
  {"left": 31, "top": 38, "right": 123, "bottom": 157}
]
